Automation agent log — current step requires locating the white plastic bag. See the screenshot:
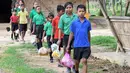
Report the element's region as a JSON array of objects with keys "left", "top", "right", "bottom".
[
  {"left": 38, "top": 47, "right": 48, "bottom": 56},
  {"left": 51, "top": 43, "right": 59, "bottom": 51}
]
